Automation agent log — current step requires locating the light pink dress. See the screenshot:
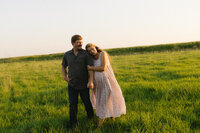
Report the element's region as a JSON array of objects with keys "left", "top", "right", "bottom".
[{"left": 90, "top": 52, "right": 126, "bottom": 119}]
